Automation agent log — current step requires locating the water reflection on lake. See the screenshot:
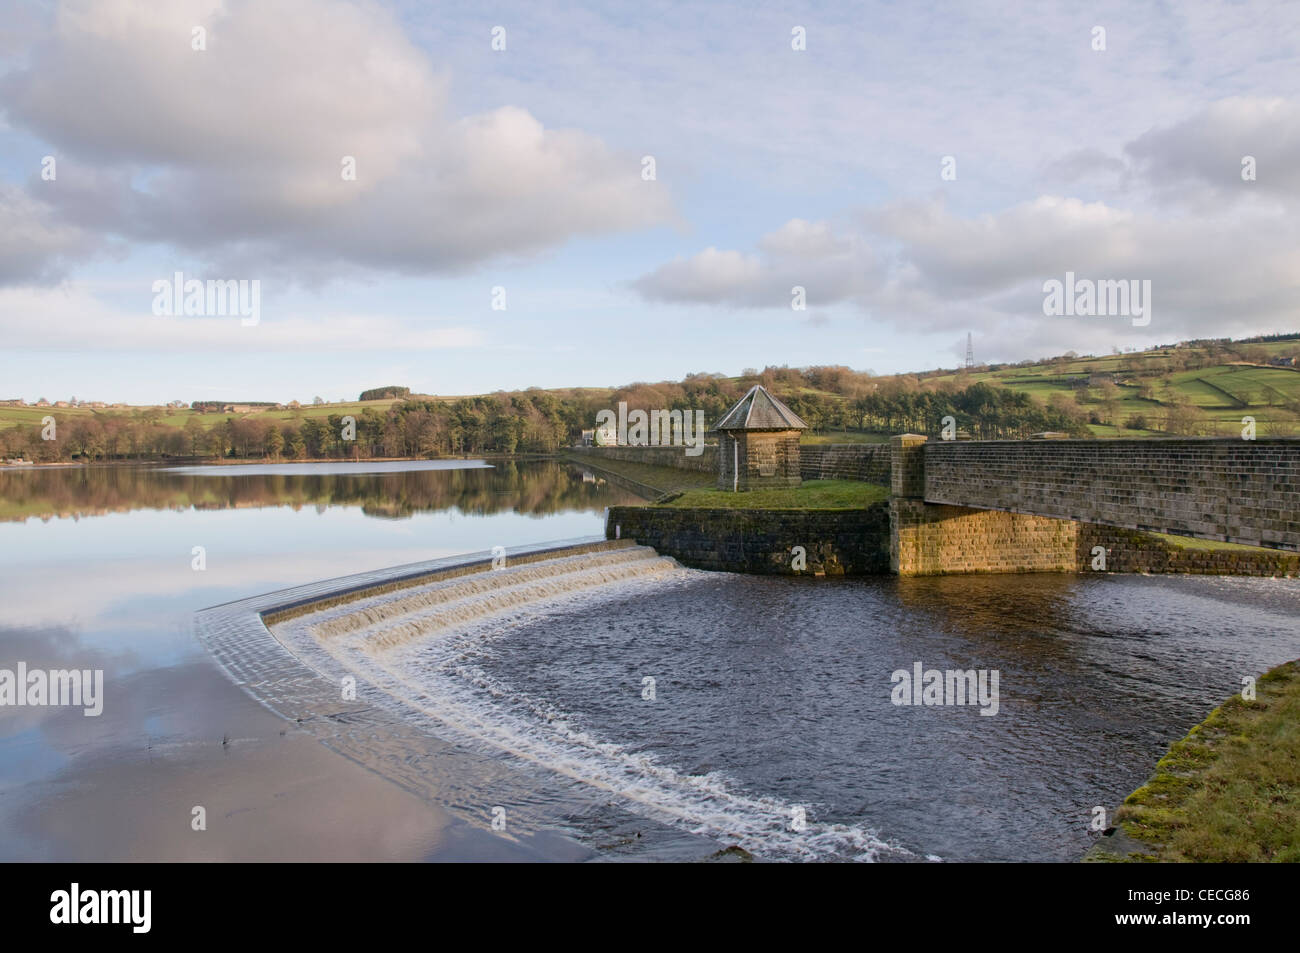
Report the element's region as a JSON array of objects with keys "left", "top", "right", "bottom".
[
  {"left": 0, "top": 460, "right": 640, "bottom": 861},
  {"left": 2, "top": 460, "right": 1298, "bottom": 862}
]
